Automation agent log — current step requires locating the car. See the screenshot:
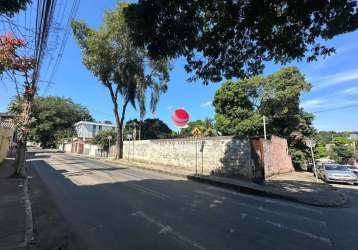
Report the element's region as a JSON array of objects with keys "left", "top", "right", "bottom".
[
  {"left": 318, "top": 164, "right": 358, "bottom": 185},
  {"left": 346, "top": 165, "right": 358, "bottom": 177}
]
